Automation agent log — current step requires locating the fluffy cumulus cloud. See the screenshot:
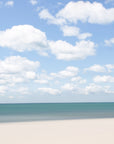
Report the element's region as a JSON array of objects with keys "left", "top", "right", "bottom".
[
  {"left": 50, "top": 66, "right": 79, "bottom": 78},
  {"left": 56, "top": 1, "right": 114, "bottom": 24},
  {"left": 38, "top": 87, "right": 60, "bottom": 95},
  {"left": 71, "top": 76, "right": 86, "bottom": 84},
  {"left": 0, "top": 56, "right": 40, "bottom": 85},
  {"left": 49, "top": 40, "right": 95, "bottom": 60},
  {"left": 83, "top": 83, "right": 113, "bottom": 95},
  {"left": 61, "top": 82, "right": 114, "bottom": 95},
  {"left": 15, "top": 87, "right": 29, "bottom": 95},
  {"left": 61, "top": 25, "right": 92, "bottom": 39},
  {"left": 85, "top": 64, "right": 114, "bottom": 73},
  {"left": 84, "top": 64, "right": 106, "bottom": 73},
  {"left": 5, "top": 1, "right": 14, "bottom": 7},
  {"left": 39, "top": 9, "right": 66, "bottom": 25},
  {"left": 0, "top": 25, "right": 49, "bottom": 56},
  {"left": 105, "top": 37, "right": 114, "bottom": 46},
  {"left": 61, "top": 83, "right": 75, "bottom": 91},
  {"left": 39, "top": 9, "right": 92, "bottom": 39},
  {"left": 34, "top": 72, "right": 52, "bottom": 84},
  {"left": 30, "top": 0, "right": 38, "bottom": 5},
  {"left": 93, "top": 75, "right": 114, "bottom": 83},
  {"left": 105, "top": 64, "right": 114, "bottom": 72},
  {"left": 0, "top": 86, "right": 8, "bottom": 94}
]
